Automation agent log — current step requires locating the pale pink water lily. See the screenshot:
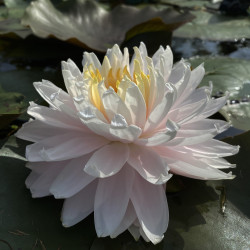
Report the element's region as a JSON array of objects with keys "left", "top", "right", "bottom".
[{"left": 16, "top": 42, "right": 239, "bottom": 244}]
